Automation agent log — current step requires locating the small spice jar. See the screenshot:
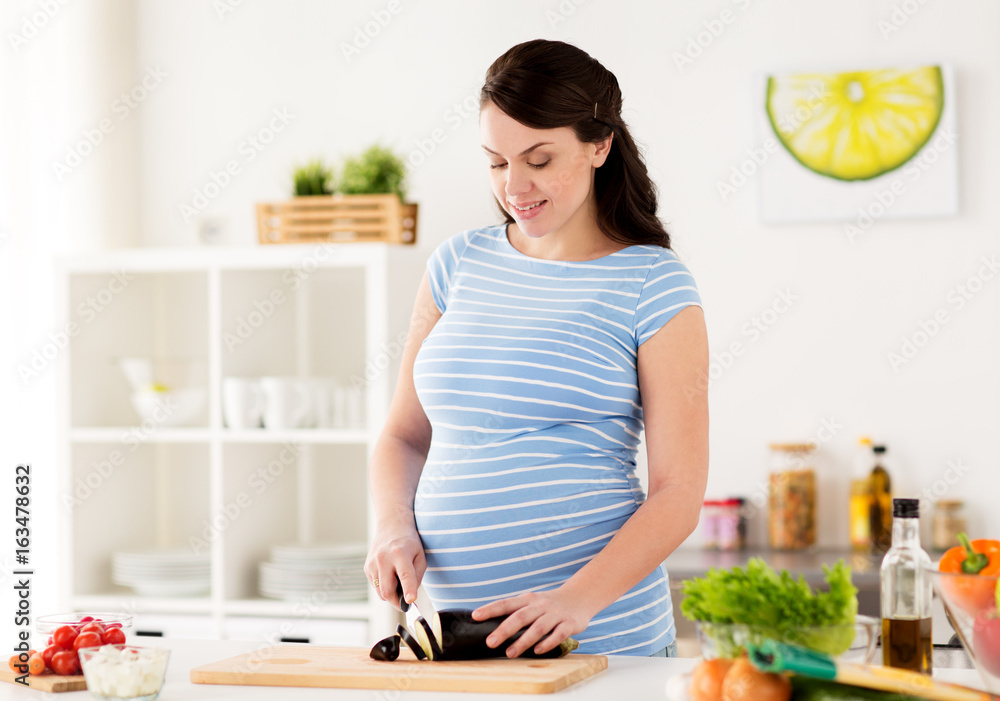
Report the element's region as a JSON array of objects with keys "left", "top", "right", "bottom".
[
  {"left": 768, "top": 443, "right": 817, "bottom": 551},
  {"left": 700, "top": 499, "right": 722, "bottom": 549},
  {"left": 717, "top": 498, "right": 745, "bottom": 551},
  {"left": 932, "top": 499, "right": 967, "bottom": 552}
]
